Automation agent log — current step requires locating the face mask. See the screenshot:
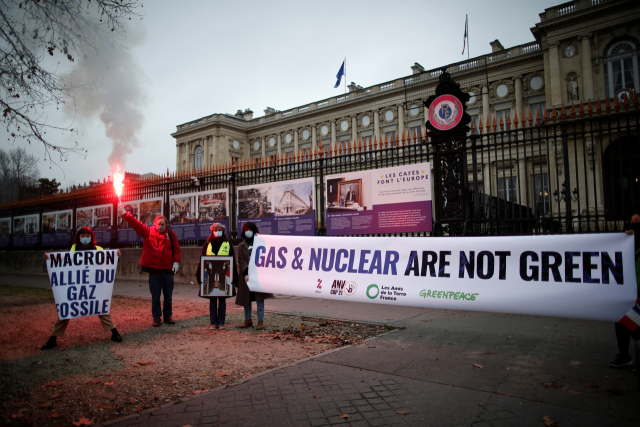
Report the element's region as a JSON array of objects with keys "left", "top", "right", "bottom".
[
  {"left": 245, "top": 231, "right": 254, "bottom": 239},
  {"left": 214, "top": 230, "right": 223, "bottom": 238},
  {"left": 158, "top": 225, "right": 166, "bottom": 233},
  {"left": 80, "top": 237, "right": 92, "bottom": 245}
]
